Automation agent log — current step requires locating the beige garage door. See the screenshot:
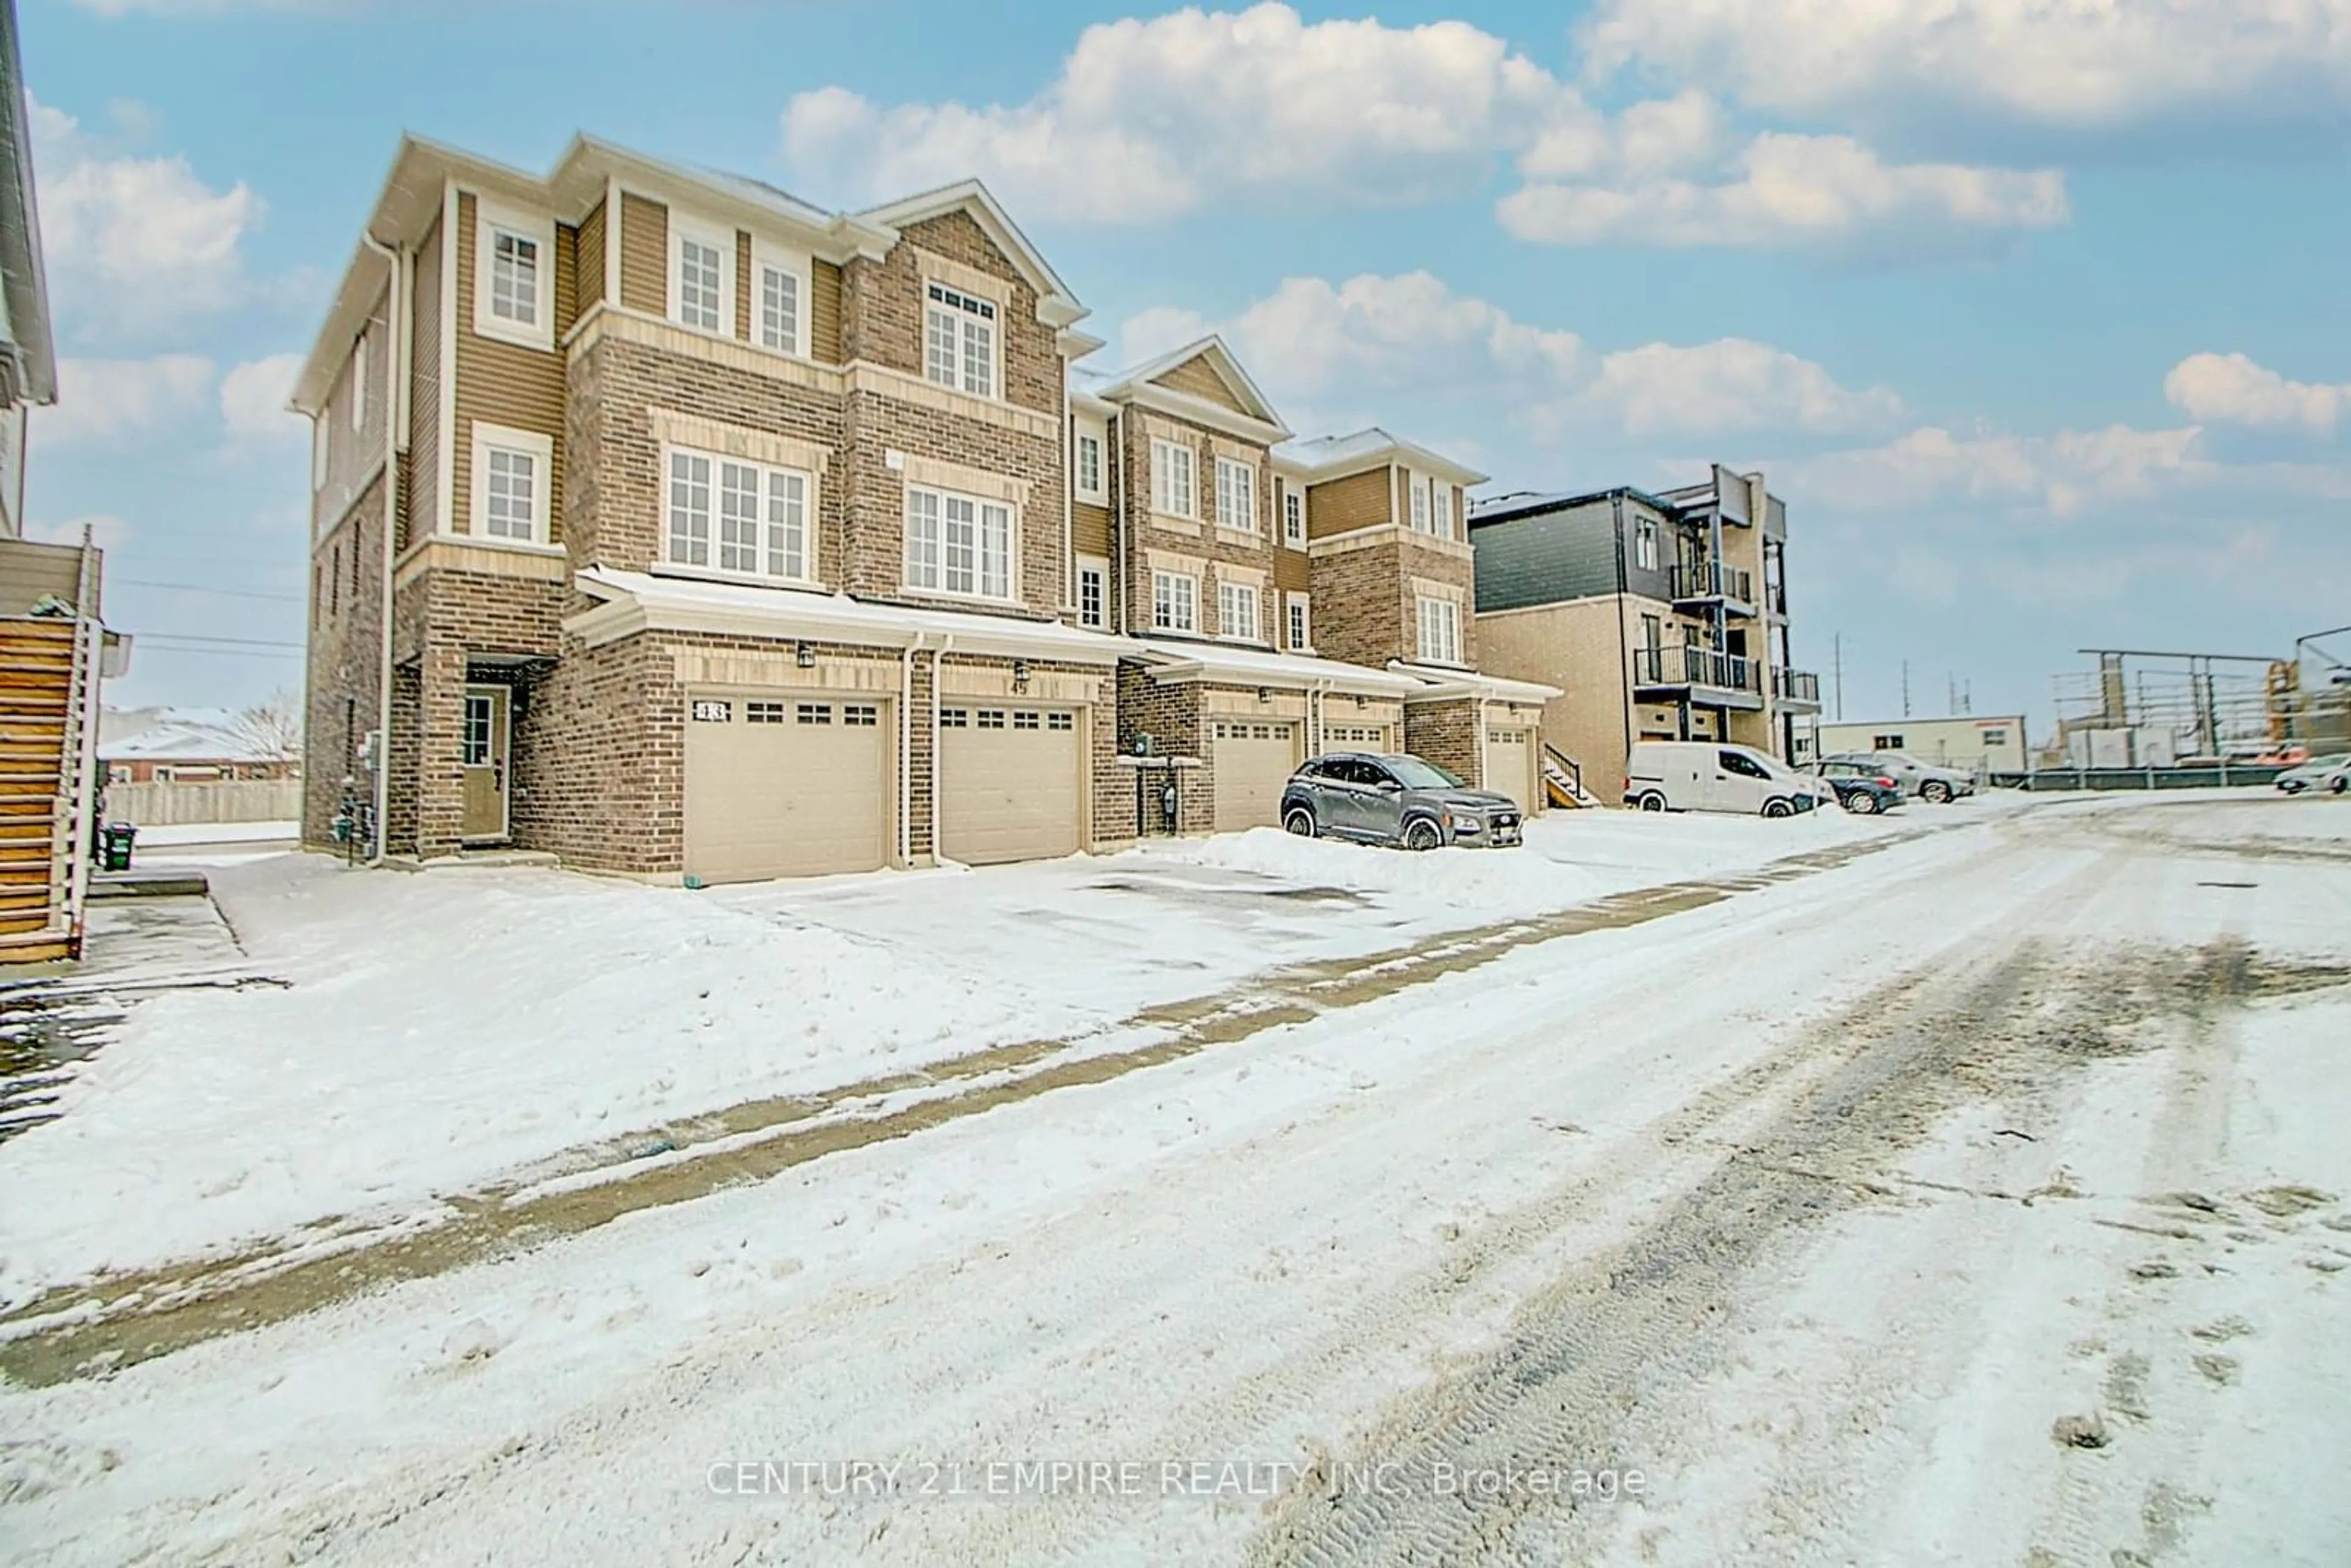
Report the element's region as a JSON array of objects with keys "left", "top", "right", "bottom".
[
  {"left": 1486, "top": 727, "right": 1535, "bottom": 811},
  {"left": 685, "top": 694, "right": 891, "bottom": 884},
  {"left": 1321, "top": 721, "right": 1395, "bottom": 754},
  {"left": 1211, "top": 718, "right": 1300, "bottom": 831},
  {"left": 939, "top": 705, "right": 1083, "bottom": 865}
]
